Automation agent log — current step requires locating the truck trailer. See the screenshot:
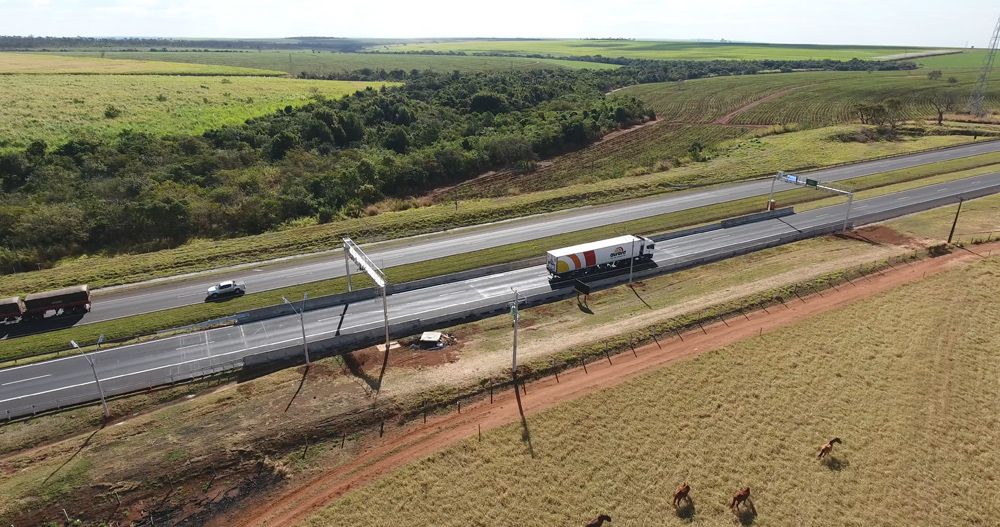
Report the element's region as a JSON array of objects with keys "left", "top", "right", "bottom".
[
  {"left": 0, "top": 296, "right": 25, "bottom": 323},
  {"left": 21, "top": 285, "right": 91, "bottom": 322},
  {"left": 546, "top": 235, "right": 655, "bottom": 280}
]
